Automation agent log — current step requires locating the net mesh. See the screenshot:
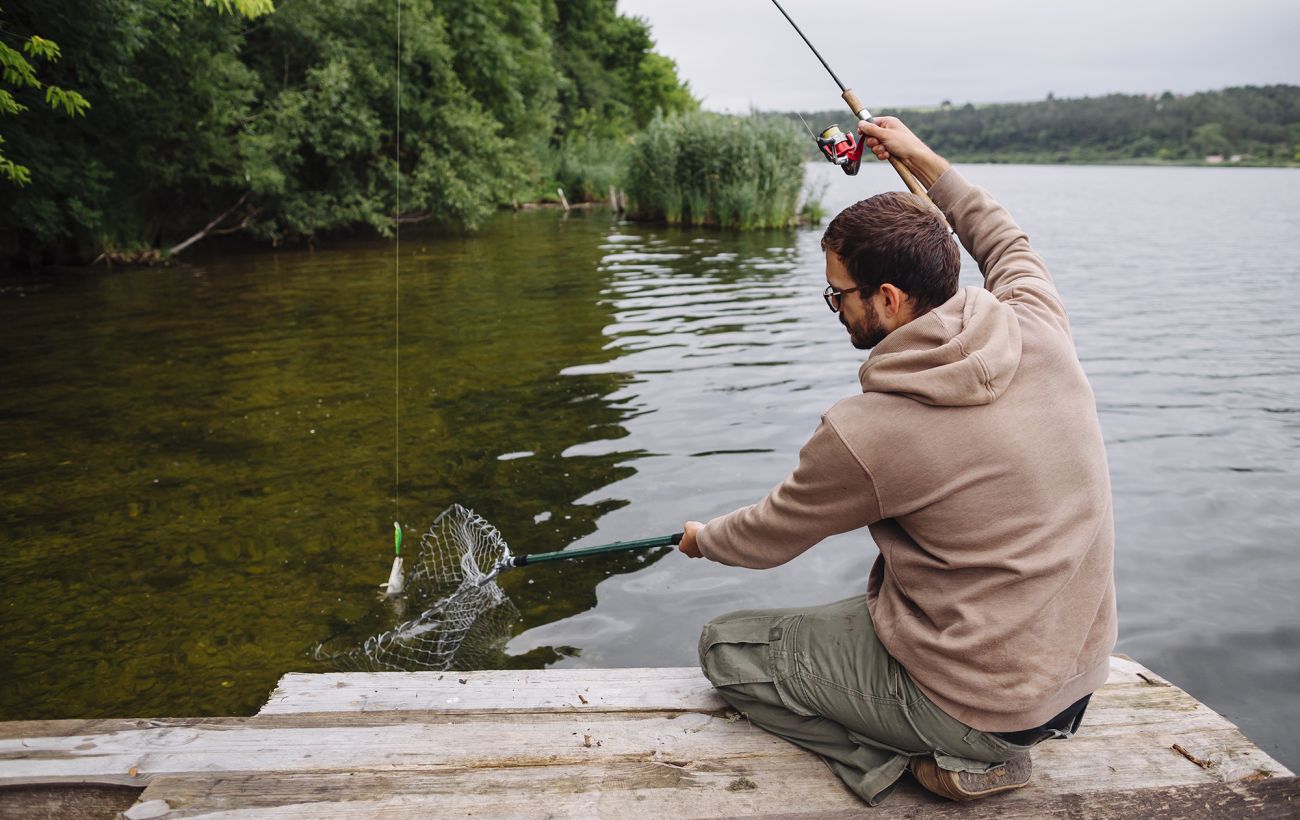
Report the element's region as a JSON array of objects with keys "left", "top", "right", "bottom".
[{"left": 315, "top": 504, "right": 519, "bottom": 672}]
